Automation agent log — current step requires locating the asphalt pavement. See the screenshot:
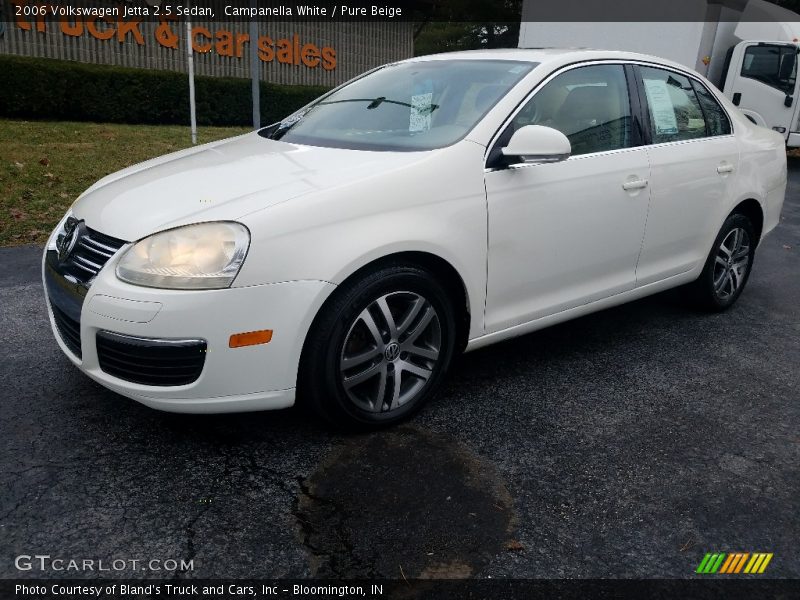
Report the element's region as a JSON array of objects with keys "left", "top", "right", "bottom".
[{"left": 1, "top": 160, "right": 798, "bottom": 581}]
